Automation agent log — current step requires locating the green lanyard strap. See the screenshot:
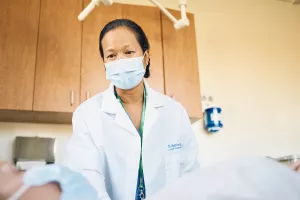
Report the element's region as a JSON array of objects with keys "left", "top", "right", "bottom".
[{"left": 116, "top": 88, "right": 147, "bottom": 190}]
